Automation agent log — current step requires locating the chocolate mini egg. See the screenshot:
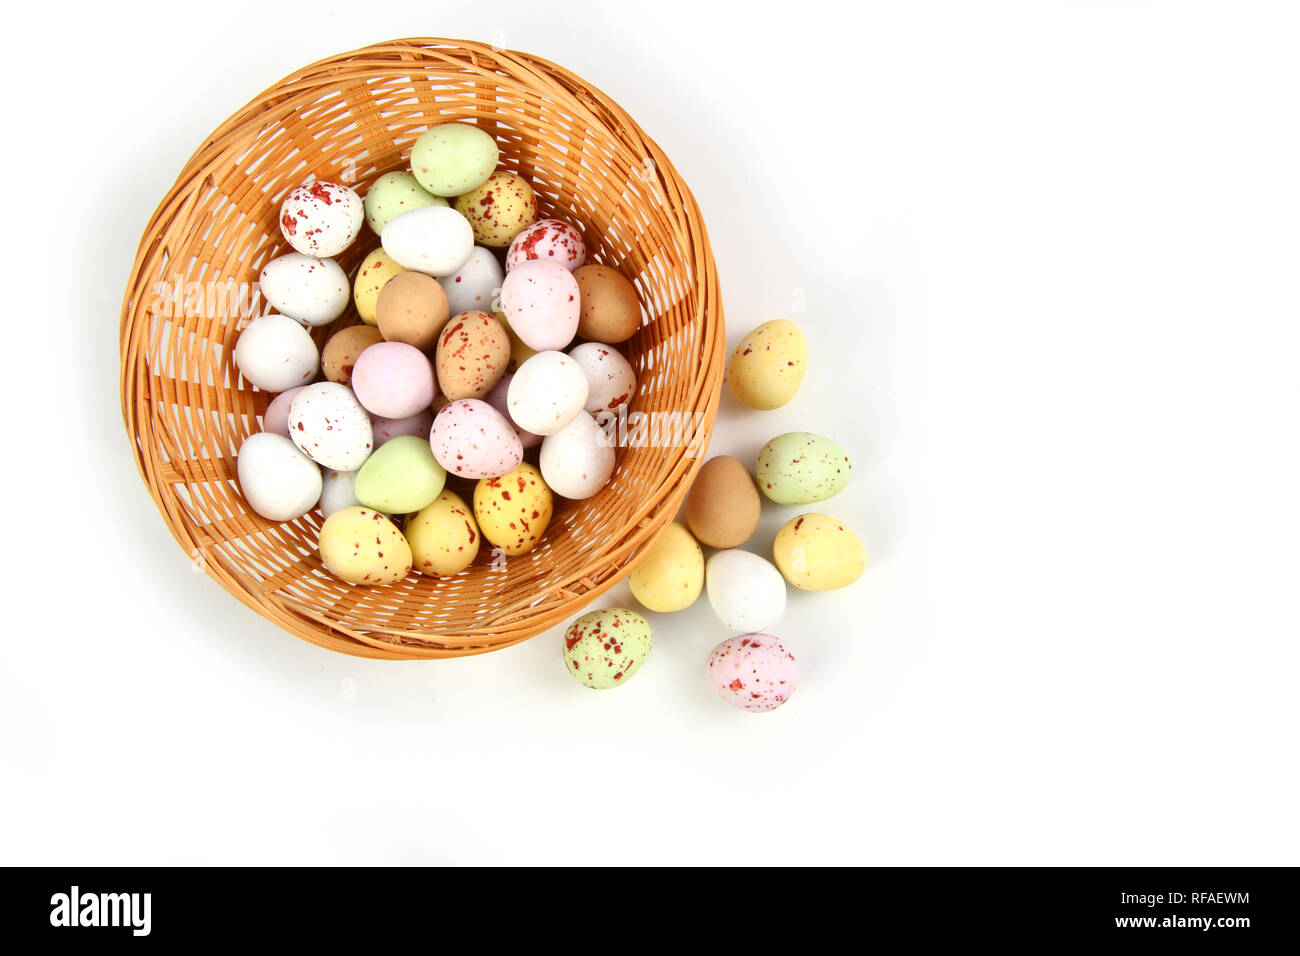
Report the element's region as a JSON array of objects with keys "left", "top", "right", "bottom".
[
  {"left": 429, "top": 399, "right": 524, "bottom": 480},
  {"left": 263, "top": 385, "right": 308, "bottom": 438},
  {"left": 352, "top": 248, "right": 406, "bottom": 325},
  {"left": 440, "top": 246, "right": 504, "bottom": 317},
  {"left": 568, "top": 342, "right": 637, "bottom": 414},
  {"left": 539, "top": 410, "right": 615, "bottom": 499},
  {"left": 483, "top": 374, "right": 542, "bottom": 450},
  {"left": 705, "top": 550, "right": 786, "bottom": 633},
  {"left": 364, "top": 171, "right": 447, "bottom": 235},
  {"left": 727, "top": 319, "right": 808, "bottom": 410},
  {"left": 317, "top": 506, "right": 411, "bottom": 585},
  {"left": 279, "top": 181, "right": 364, "bottom": 258},
  {"left": 772, "top": 514, "right": 866, "bottom": 591},
  {"left": 453, "top": 170, "right": 537, "bottom": 247},
  {"left": 435, "top": 310, "right": 511, "bottom": 401},
  {"left": 259, "top": 253, "right": 349, "bottom": 326},
  {"left": 406, "top": 489, "right": 480, "bottom": 576},
  {"left": 354, "top": 435, "right": 447, "bottom": 515},
  {"left": 630, "top": 522, "right": 704, "bottom": 613},
  {"left": 369, "top": 408, "right": 434, "bottom": 447},
  {"left": 706, "top": 634, "right": 798, "bottom": 713},
  {"left": 233, "top": 314, "right": 319, "bottom": 391},
  {"left": 287, "top": 382, "right": 374, "bottom": 471},
  {"left": 236, "top": 432, "right": 322, "bottom": 522},
  {"left": 319, "top": 469, "right": 361, "bottom": 518},
  {"left": 350, "top": 342, "right": 436, "bottom": 419},
  {"left": 375, "top": 271, "right": 450, "bottom": 351},
  {"left": 562, "top": 608, "right": 653, "bottom": 690},
  {"left": 322, "top": 324, "right": 384, "bottom": 386},
  {"left": 507, "top": 351, "right": 588, "bottom": 436},
  {"left": 500, "top": 259, "right": 581, "bottom": 351},
  {"left": 410, "top": 122, "right": 499, "bottom": 197},
  {"left": 686, "top": 455, "right": 761, "bottom": 549},
  {"left": 382, "top": 205, "right": 475, "bottom": 277},
  {"left": 473, "top": 462, "right": 554, "bottom": 557},
  {"left": 505, "top": 219, "right": 586, "bottom": 272},
  {"left": 754, "top": 432, "right": 852, "bottom": 505},
  {"left": 573, "top": 264, "right": 641, "bottom": 343}
]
